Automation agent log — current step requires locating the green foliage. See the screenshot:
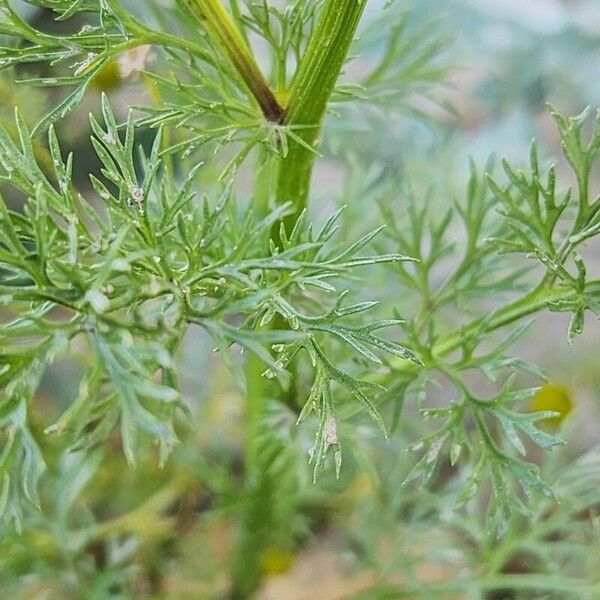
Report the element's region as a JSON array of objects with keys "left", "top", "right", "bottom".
[
  {"left": 0, "top": 95, "right": 417, "bottom": 528},
  {"left": 372, "top": 109, "right": 600, "bottom": 534},
  {"left": 1, "top": 0, "right": 600, "bottom": 598}
]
